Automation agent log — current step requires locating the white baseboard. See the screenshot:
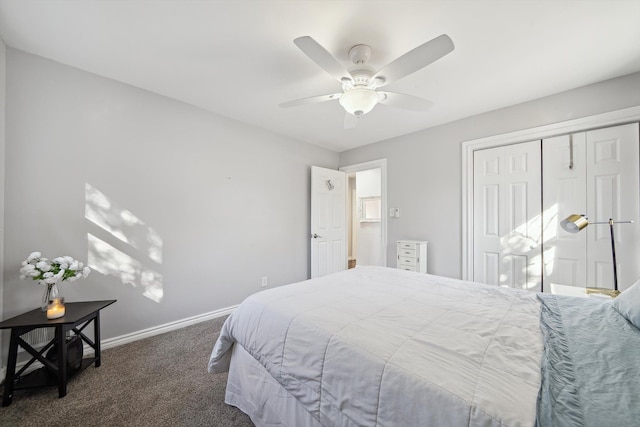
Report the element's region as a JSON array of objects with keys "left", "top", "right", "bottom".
[
  {"left": 0, "top": 305, "right": 237, "bottom": 384},
  {"left": 99, "top": 304, "right": 237, "bottom": 351}
]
